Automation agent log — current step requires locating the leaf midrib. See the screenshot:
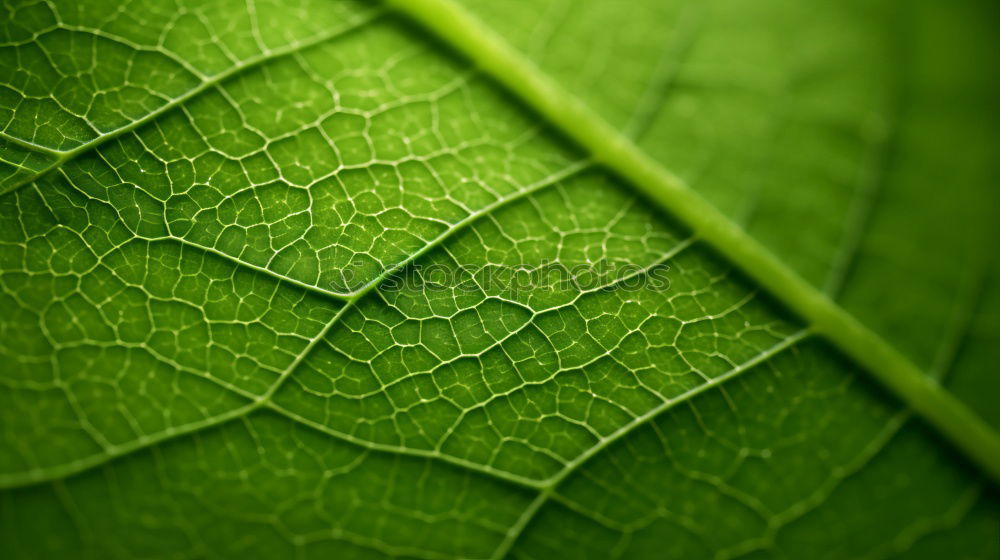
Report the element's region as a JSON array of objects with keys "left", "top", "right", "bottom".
[
  {"left": 2, "top": 0, "right": 994, "bottom": 517},
  {"left": 2, "top": 0, "right": 994, "bottom": 489},
  {"left": 2, "top": 5, "right": 994, "bottom": 557},
  {"left": 386, "top": 0, "right": 1000, "bottom": 485}
]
